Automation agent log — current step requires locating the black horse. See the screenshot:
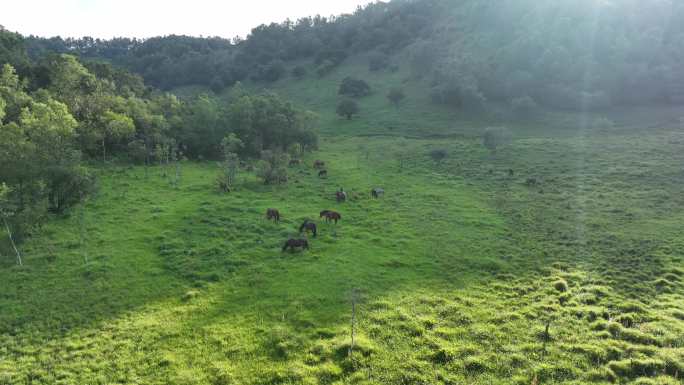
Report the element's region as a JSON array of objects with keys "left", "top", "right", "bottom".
[
  {"left": 266, "top": 208, "right": 280, "bottom": 222},
  {"left": 282, "top": 239, "right": 309, "bottom": 252},
  {"left": 371, "top": 188, "right": 384, "bottom": 198},
  {"left": 318, "top": 170, "right": 328, "bottom": 178},
  {"left": 299, "top": 221, "right": 317, "bottom": 237}
]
